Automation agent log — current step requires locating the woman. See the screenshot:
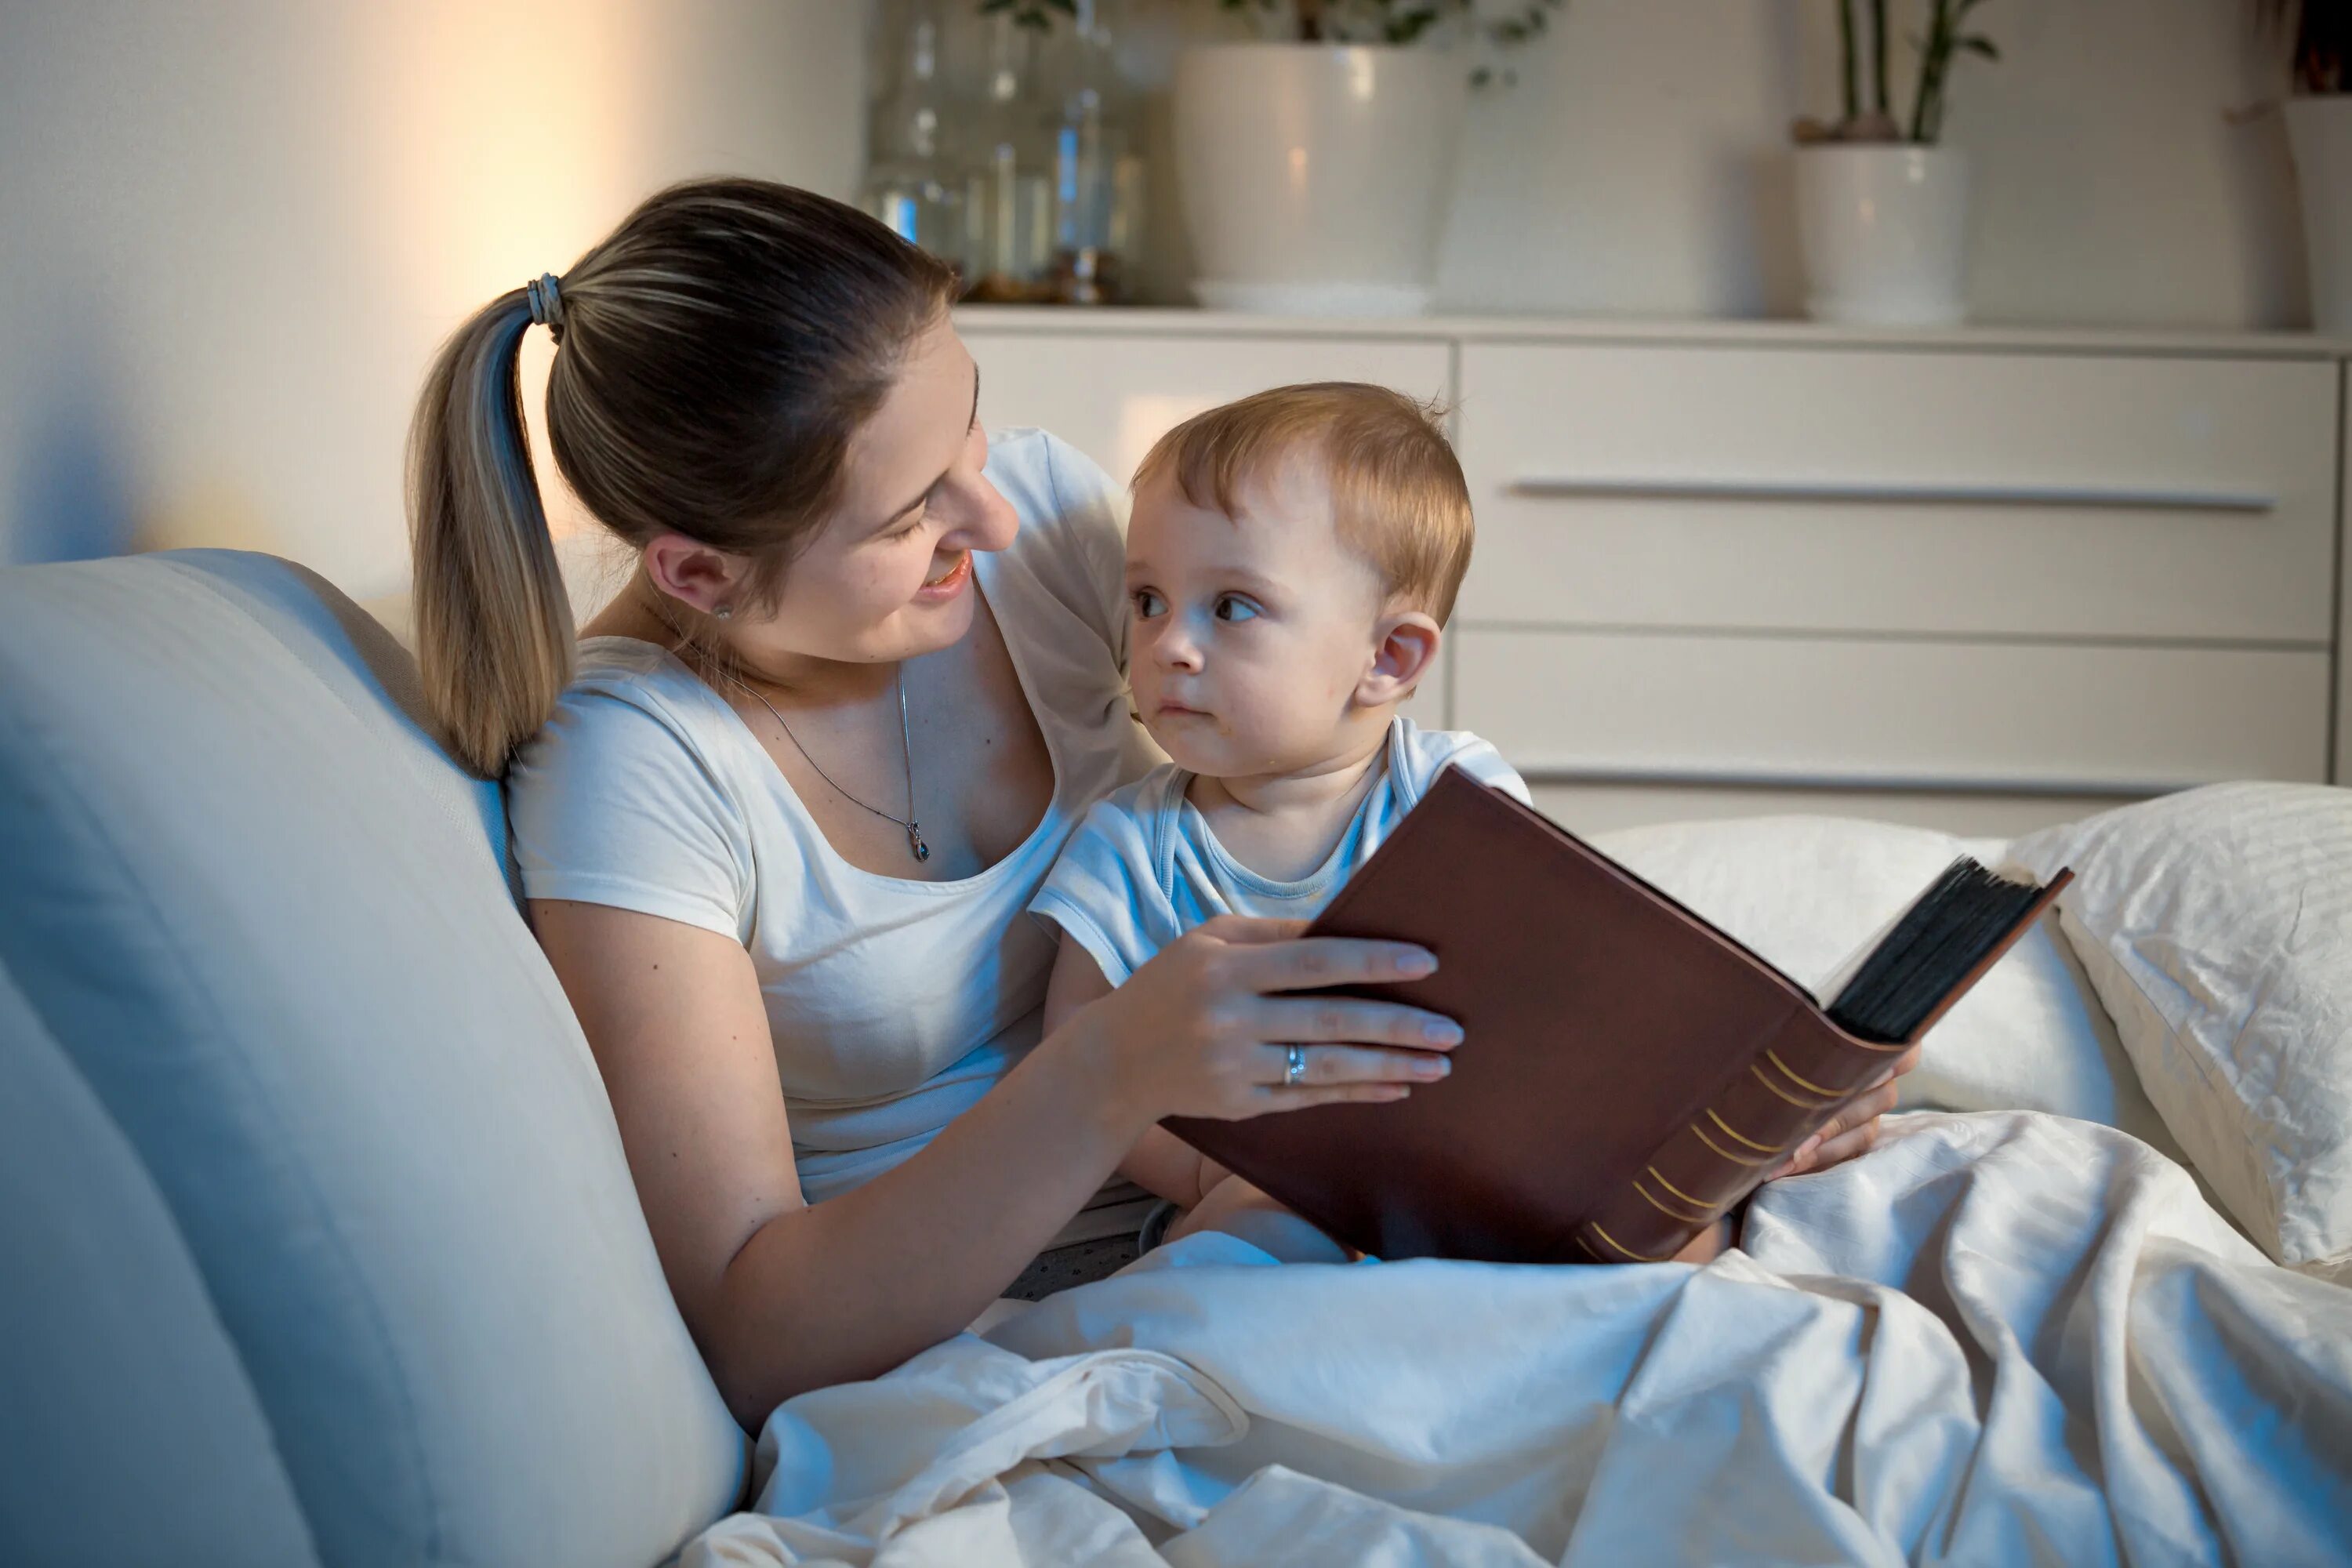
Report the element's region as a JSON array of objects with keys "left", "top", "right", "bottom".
[{"left": 407, "top": 178, "right": 1908, "bottom": 1432}]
